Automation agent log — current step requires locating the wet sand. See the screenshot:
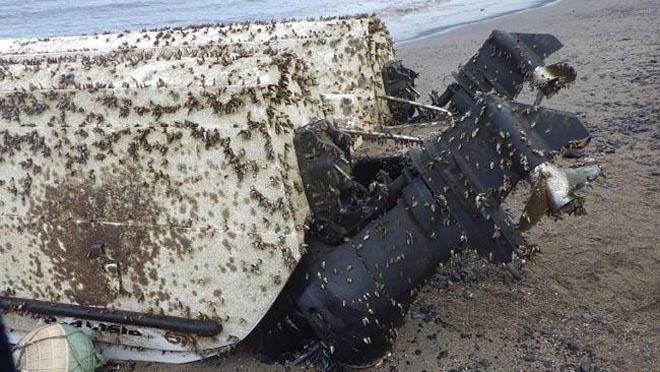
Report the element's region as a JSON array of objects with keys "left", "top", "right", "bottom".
[{"left": 113, "top": 0, "right": 659, "bottom": 370}]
